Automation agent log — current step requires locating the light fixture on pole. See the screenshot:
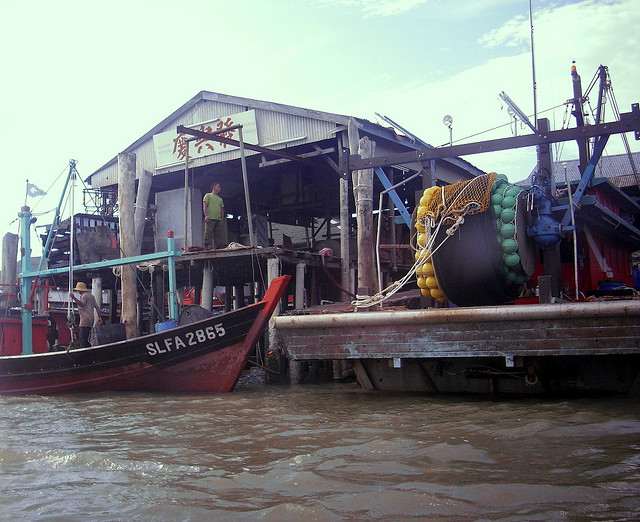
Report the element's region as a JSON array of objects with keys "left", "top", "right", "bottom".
[{"left": 442, "top": 115, "right": 453, "bottom": 146}]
